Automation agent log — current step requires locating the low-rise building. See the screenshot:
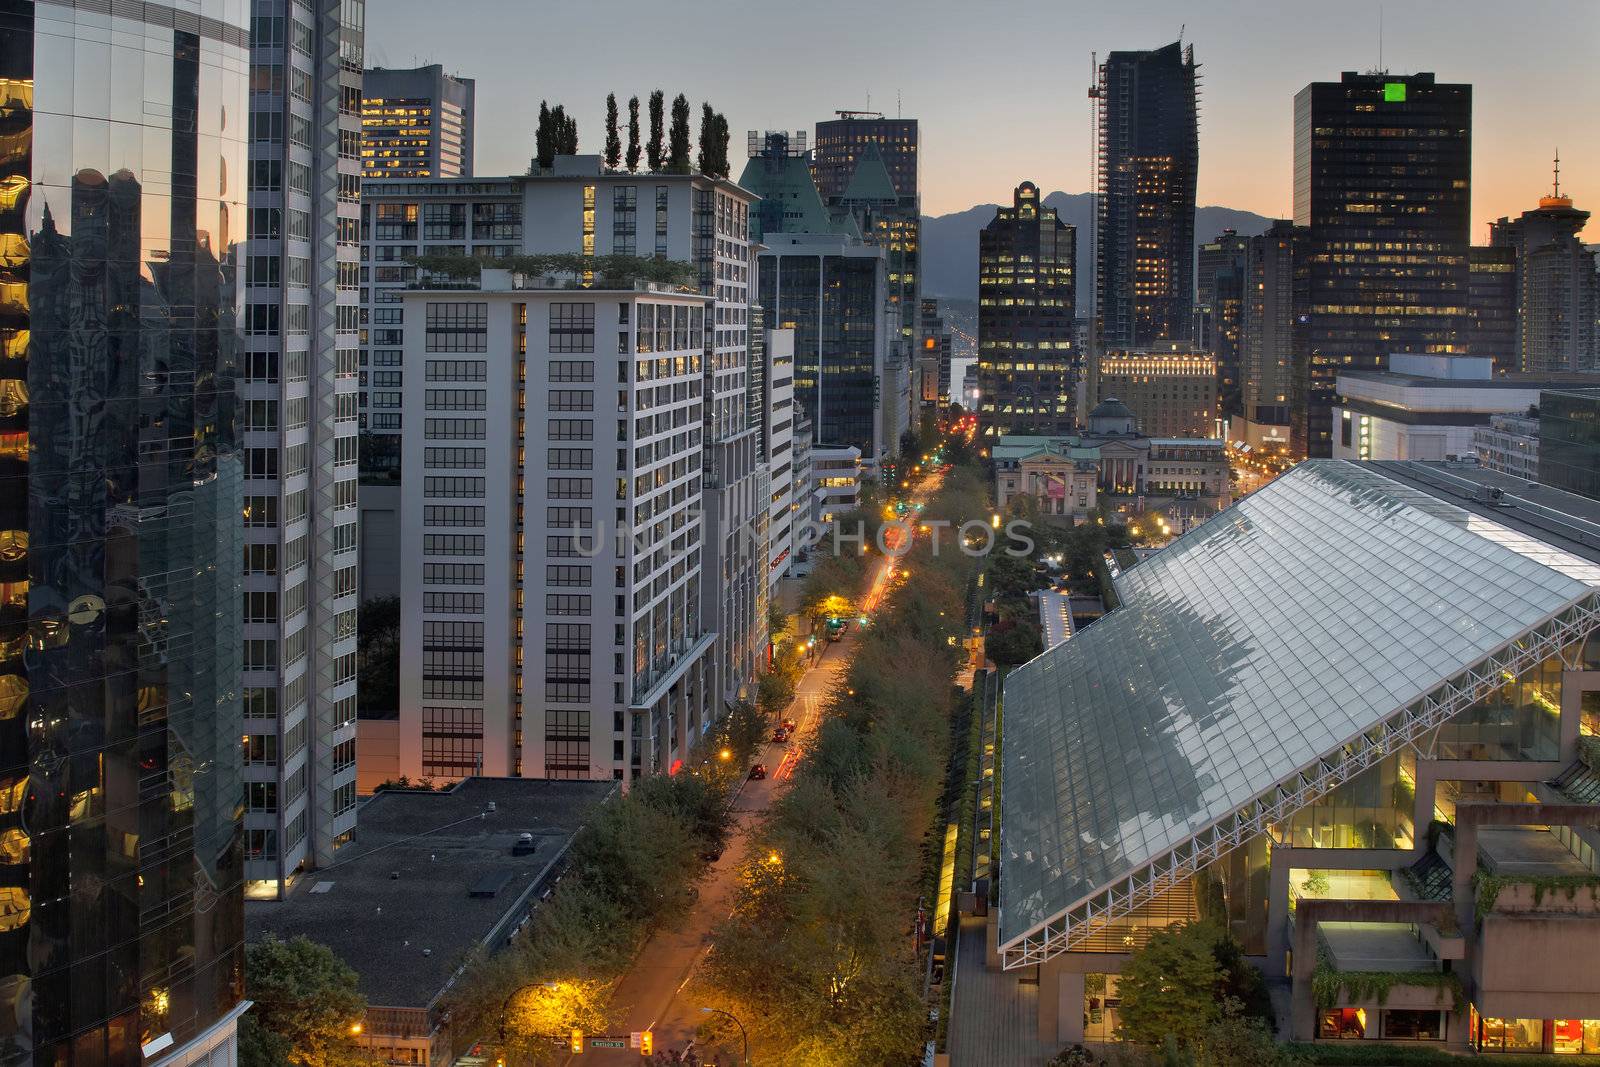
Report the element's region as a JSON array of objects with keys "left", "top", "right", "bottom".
[
  {"left": 992, "top": 400, "right": 1232, "bottom": 522},
  {"left": 1473, "top": 411, "right": 1541, "bottom": 481},
  {"left": 991, "top": 458, "right": 1600, "bottom": 1052},
  {"left": 250, "top": 778, "right": 612, "bottom": 1067},
  {"left": 811, "top": 446, "right": 863, "bottom": 524},
  {"left": 1332, "top": 354, "right": 1600, "bottom": 462}
]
